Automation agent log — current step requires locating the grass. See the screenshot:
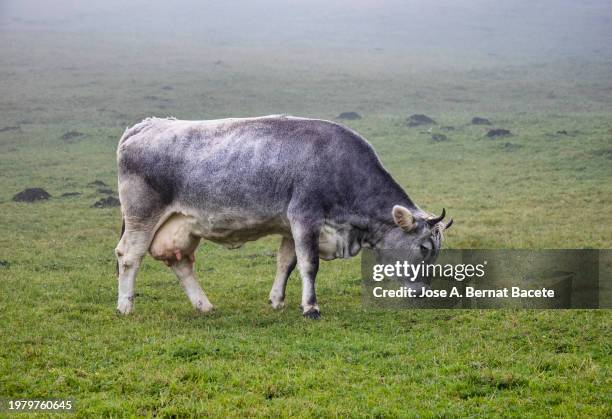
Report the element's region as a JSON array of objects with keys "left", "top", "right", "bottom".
[{"left": 0, "top": 29, "right": 611, "bottom": 417}]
